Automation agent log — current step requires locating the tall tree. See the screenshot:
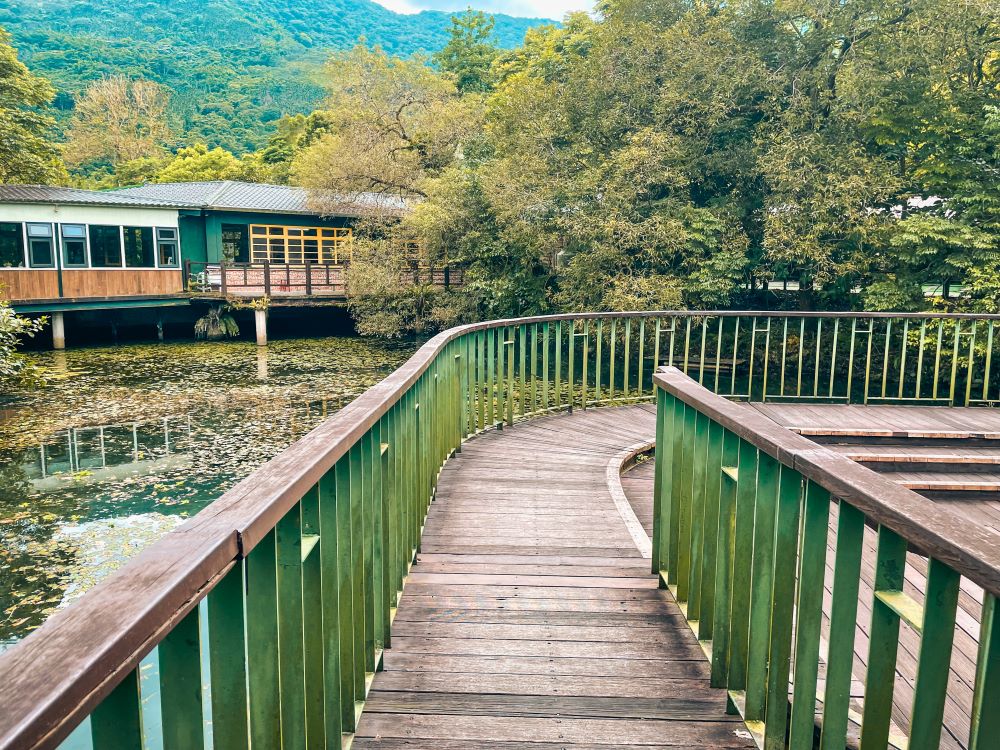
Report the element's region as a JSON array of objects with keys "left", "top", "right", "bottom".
[
  {"left": 434, "top": 9, "right": 503, "bottom": 93},
  {"left": 65, "top": 75, "right": 170, "bottom": 167},
  {"left": 294, "top": 45, "right": 482, "bottom": 207},
  {"left": 0, "top": 28, "right": 66, "bottom": 184}
]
